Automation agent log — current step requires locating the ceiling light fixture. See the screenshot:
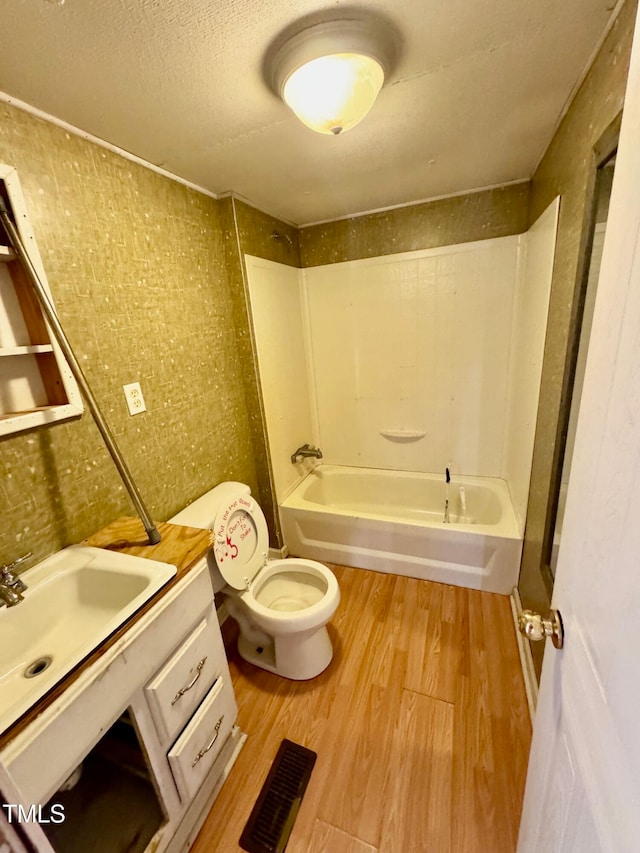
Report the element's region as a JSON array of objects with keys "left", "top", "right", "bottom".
[{"left": 269, "top": 19, "right": 394, "bottom": 136}]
